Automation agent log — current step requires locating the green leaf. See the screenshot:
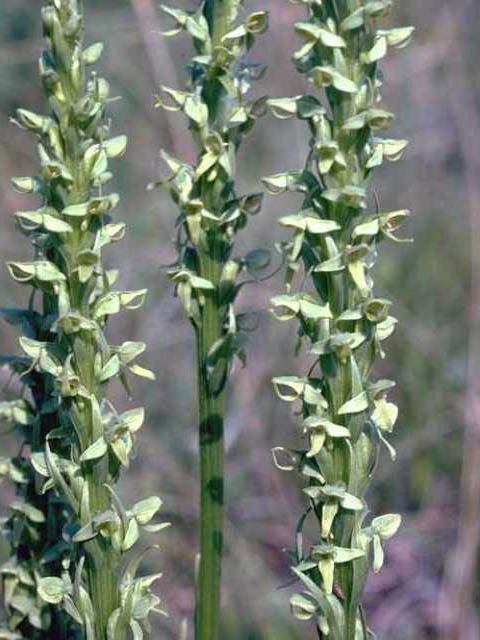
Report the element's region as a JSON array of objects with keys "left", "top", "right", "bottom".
[
  {"left": 16, "top": 108, "right": 50, "bottom": 132},
  {"left": 63, "top": 595, "right": 83, "bottom": 625},
  {"left": 272, "top": 376, "right": 305, "bottom": 401},
  {"left": 11, "top": 177, "right": 39, "bottom": 194},
  {"left": 367, "top": 108, "right": 395, "bottom": 130},
  {"left": 99, "top": 355, "right": 120, "bottom": 382},
  {"left": 340, "top": 492, "right": 364, "bottom": 511},
  {"left": 290, "top": 593, "right": 317, "bottom": 620},
  {"left": 121, "top": 407, "right": 145, "bottom": 433},
  {"left": 43, "top": 214, "right": 73, "bottom": 233},
  {"left": 342, "top": 112, "right": 368, "bottom": 131},
  {"left": 321, "top": 501, "right": 339, "bottom": 538},
  {"left": 189, "top": 275, "right": 215, "bottom": 290},
  {"left": 63, "top": 202, "right": 90, "bottom": 217},
  {"left": 19, "top": 336, "right": 45, "bottom": 359},
  {"left": 99, "top": 223, "right": 126, "bottom": 247},
  {"left": 380, "top": 26, "right": 415, "bottom": 48},
  {"left": 311, "top": 66, "right": 357, "bottom": 93},
  {"left": 22, "top": 502, "right": 46, "bottom": 523},
  {"left": 117, "top": 341, "right": 146, "bottom": 364},
  {"left": 338, "top": 392, "right": 369, "bottom": 416},
  {"left": 122, "top": 518, "right": 140, "bottom": 552},
  {"left": 304, "top": 416, "right": 350, "bottom": 439},
  {"left": 128, "top": 364, "right": 156, "bottom": 381},
  {"left": 353, "top": 219, "right": 380, "bottom": 239},
  {"left": 130, "top": 496, "right": 162, "bottom": 525},
  {"left": 222, "top": 24, "right": 248, "bottom": 42},
  {"left": 341, "top": 7, "right": 365, "bottom": 31},
  {"left": 80, "top": 437, "right": 108, "bottom": 463},
  {"left": 362, "top": 36, "right": 387, "bottom": 64},
  {"left": 83, "top": 42, "right": 104, "bottom": 65},
  {"left": 104, "top": 135, "right": 128, "bottom": 159},
  {"left": 111, "top": 439, "right": 130, "bottom": 467},
  {"left": 267, "top": 97, "right": 299, "bottom": 119},
  {"left": 94, "top": 290, "right": 147, "bottom": 318},
  {"left": 143, "top": 522, "right": 171, "bottom": 534},
  {"left": 306, "top": 431, "right": 326, "bottom": 457},
  {"left": 246, "top": 11, "right": 269, "bottom": 35},
  {"left": 184, "top": 96, "right": 208, "bottom": 126},
  {"left": 262, "top": 173, "right": 289, "bottom": 194},
  {"left": 334, "top": 547, "right": 364, "bottom": 564},
  {"left": 378, "top": 138, "right": 409, "bottom": 161},
  {"left": 295, "top": 22, "right": 346, "bottom": 49},
  {"left": 348, "top": 260, "right": 369, "bottom": 296},
  {"left": 372, "top": 513, "right": 401, "bottom": 539},
  {"left": 376, "top": 316, "right": 398, "bottom": 341},
  {"left": 373, "top": 534, "right": 384, "bottom": 573},
  {"left": 31, "top": 452, "right": 51, "bottom": 478},
  {"left": 317, "top": 28, "right": 345, "bottom": 48},
  {"left": 38, "top": 577, "right": 68, "bottom": 605},
  {"left": 271, "top": 294, "right": 300, "bottom": 321},
  {"left": 15, "top": 209, "right": 73, "bottom": 234},
  {"left": 88, "top": 149, "right": 108, "bottom": 179},
  {"left": 107, "top": 609, "right": 121, "bottom": 640},
  {"left": 306, "top": 217, "right": 342, "bottom": 234},
  {"left": 279, "top": 213, "right": 341, "bottom": 235},
  {"left": 7, "top": 261, "right": 66, "bottom": 284},
  {"left": 300, "top": 297, "right": 332, "bottom": 320},
  {"left": 130, "top": 620, "right": 144, "bottom": 640},
  {"left": 315, "top": 253, "right": 345, "bottom": 273},
  {"left": 364, "top": 0, "right": 393, "bottom": 18},
  {"left": 318, "top": 556, "right": 335, "bottom": 594}
]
